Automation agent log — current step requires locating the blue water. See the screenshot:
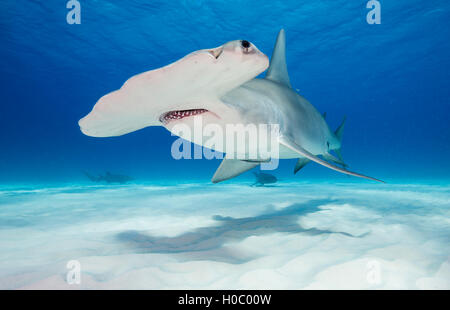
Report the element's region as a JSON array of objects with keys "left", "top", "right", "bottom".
[
  {"left": 0, "top": 1, "right": 449, "bottom": 289},
  {"left": 1, "top": 0, "right": 449, "bottom": 183}
]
